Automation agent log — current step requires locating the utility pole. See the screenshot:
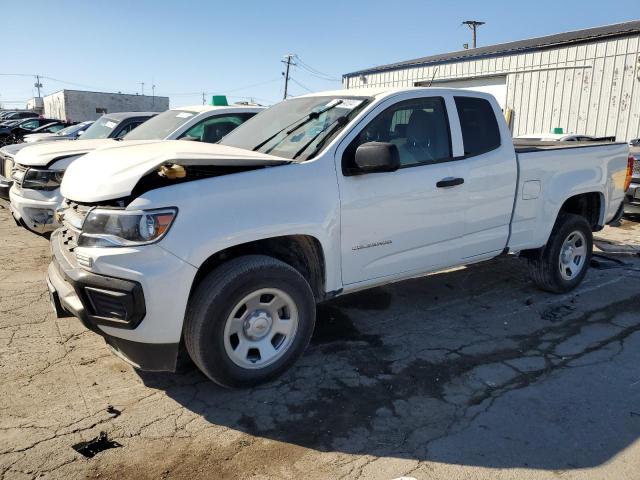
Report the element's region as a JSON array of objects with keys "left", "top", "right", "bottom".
[
  {"left": 202, "top": 92, "right": 206, "bottom": 105},
  {"left": 462, "top": 20, "right": 485, "bottom": 48},
  {"left": 34, "top": 75, "right": 43, "bottom": 98},
  {"left": 139, "top": 82, "right": 145, "bottom": 95},
  {"left": 152, "top": 84, "right": 156, "bottom": 105},
  {"left": 281, "top": 54, "right": 295, "bottom": 100}
]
